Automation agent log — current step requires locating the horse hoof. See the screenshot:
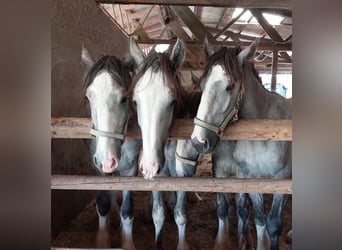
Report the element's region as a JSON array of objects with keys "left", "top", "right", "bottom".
[
  {"left": 96, "top": 229, "right": 111, "bottom": 248},
  {"left": 177, "top": 243, "right": 189, "bottom": 250},
  {"left": 285, "top": 229, "right": 292, "bottom": 244}
]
